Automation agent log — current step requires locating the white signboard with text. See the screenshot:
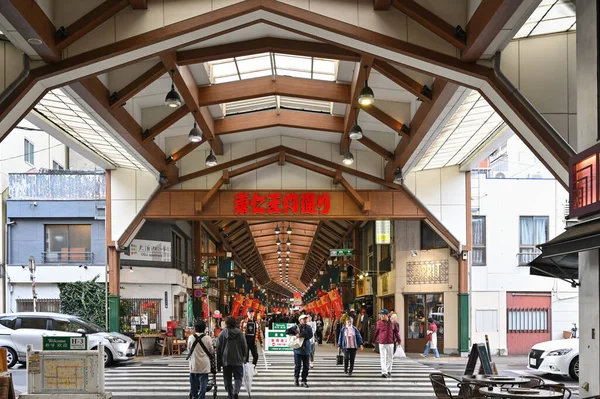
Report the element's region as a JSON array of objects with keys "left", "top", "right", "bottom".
[
  {"left": 122, "top": 239, "right": 171, "bottom": 262},
  {"left": 375, "top": 220, "right": 391, "bottom": 244}
]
